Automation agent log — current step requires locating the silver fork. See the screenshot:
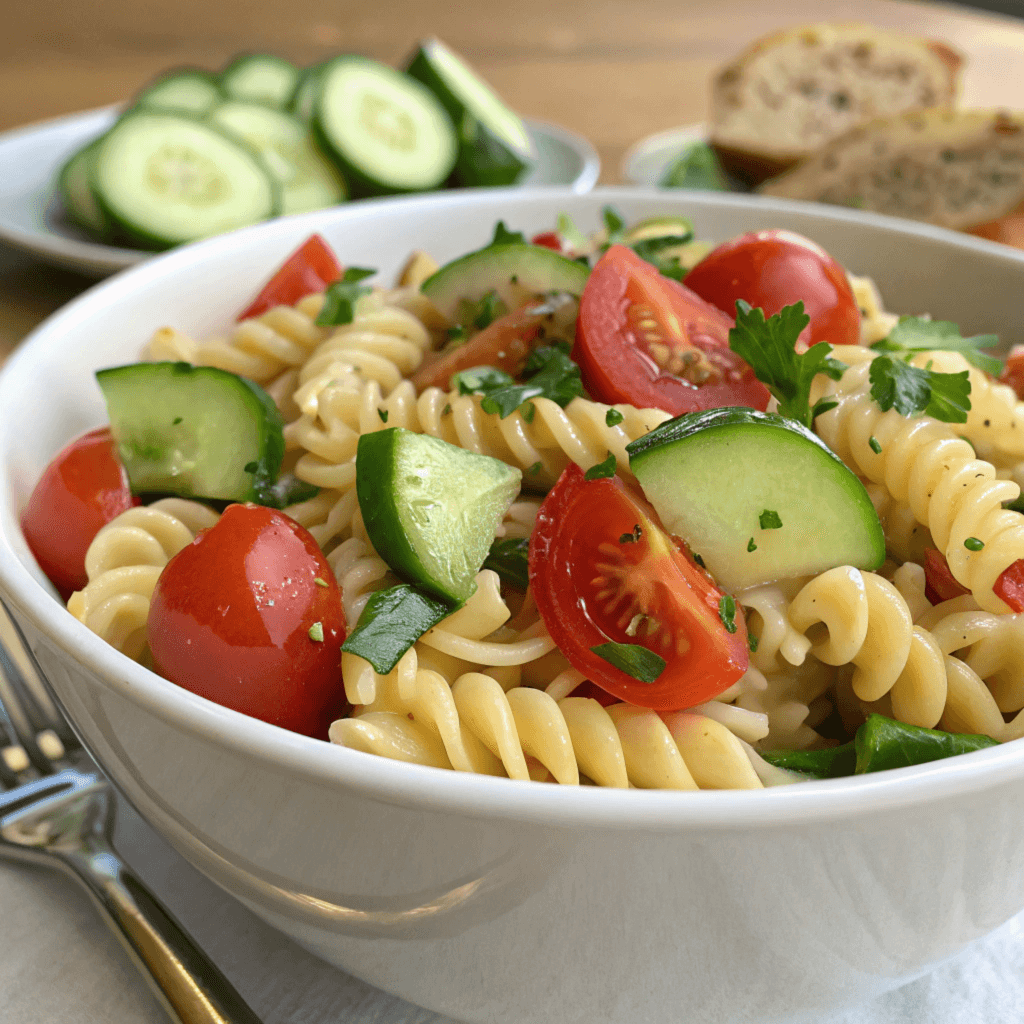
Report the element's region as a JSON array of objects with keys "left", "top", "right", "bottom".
[{"left": 0, "top": 598, "right": 263, "bottom": 1024}]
